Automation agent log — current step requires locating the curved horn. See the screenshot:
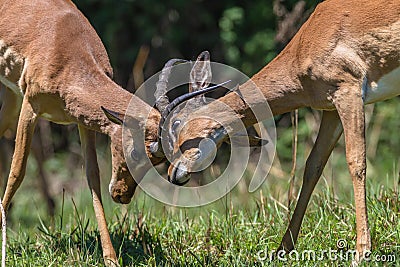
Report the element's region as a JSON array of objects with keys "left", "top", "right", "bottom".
[
  {"left": 197, "top": 50, "right": 210, "bottom": 61},
  {"left": 189, "top": 51, "right": 211, "bottom": 93},
  {"left": 149, "top": 80, "right": 231, "bottom": 156},
  {"left": 161, "top": 80, "right": 231, "bottom": 126},
  {"left": 154, "top": 59, "right": 188, "bottom": 112}
]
